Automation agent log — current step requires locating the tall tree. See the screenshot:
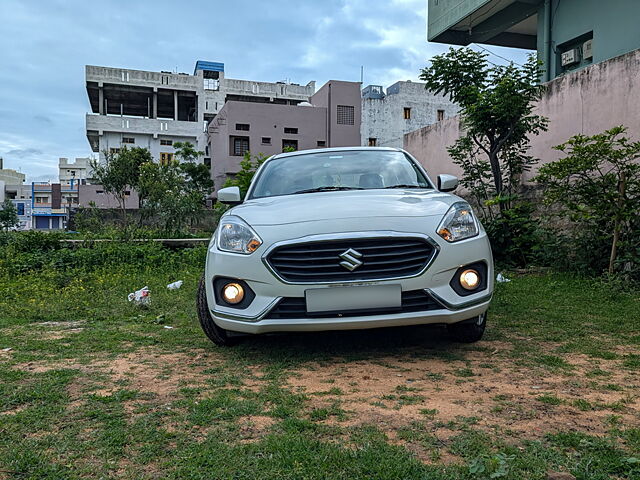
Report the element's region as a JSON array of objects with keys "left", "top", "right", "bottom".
[
  {"left": 138, "top": 144, "right": 214, "bottom": 234},
  {"left": 91, "top": 147, "right": 152, "bottom": 227},
  {"left": 173, "top": 142, "right": 213, "bottom": 195},
  {"left": 420, "top": 48, "right": 548, "bottom": 212},
  {"left": 0, "top": 199, "right": 19, "bottom": 231}
]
